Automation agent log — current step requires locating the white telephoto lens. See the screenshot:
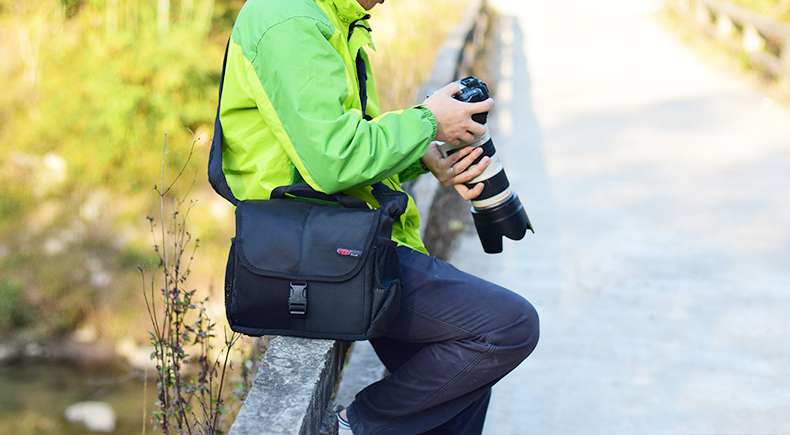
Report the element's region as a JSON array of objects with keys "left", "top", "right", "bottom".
[
  {"left": 437, "top": 127, "right": 491, "bottom": 157},
  {"left": 468, "top": 153, "right": 503, "bottom": 184},
  {"left": 472, "top": 189, "right": 513, "bottom": 209}
]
